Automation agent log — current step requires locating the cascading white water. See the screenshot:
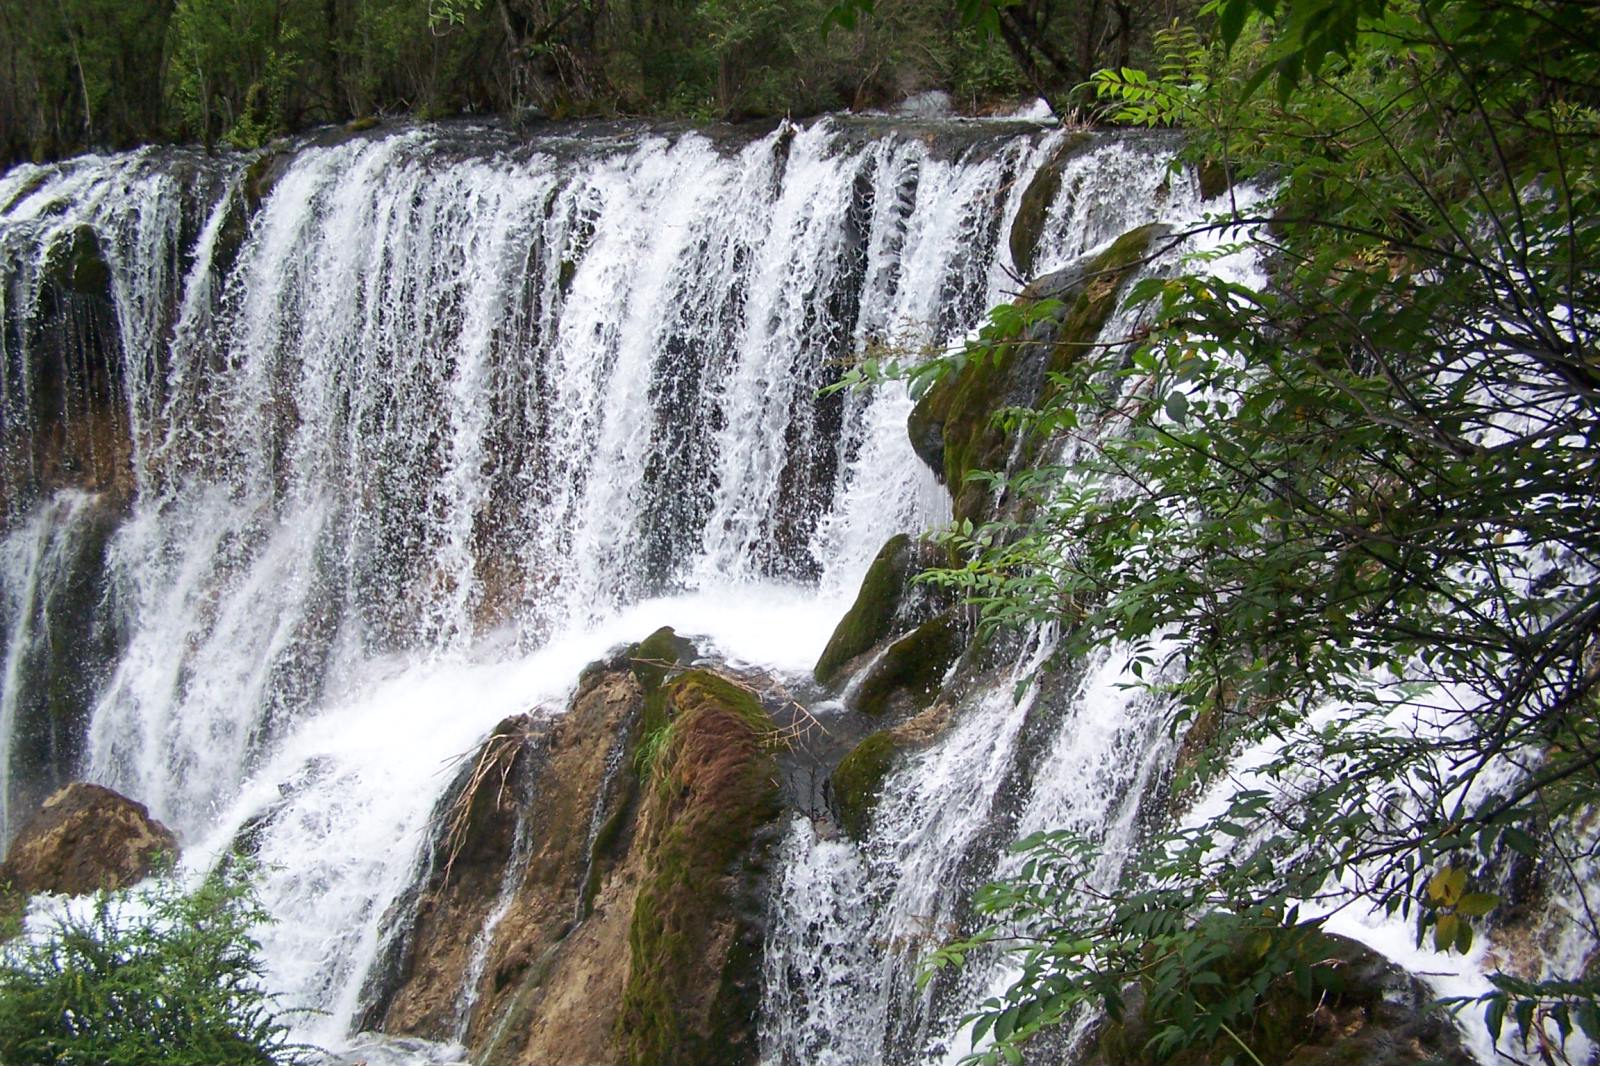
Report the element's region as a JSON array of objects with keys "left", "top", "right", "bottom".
[
  {"left": 3, "top": 112, "right": 1547, "bottom": 1066},
  {"left": 759, "top": 135, "right": 1217, "bottom": 1066},
  {"left": 0, "top": 115, "right": 1119, "bottom": 1053}
]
